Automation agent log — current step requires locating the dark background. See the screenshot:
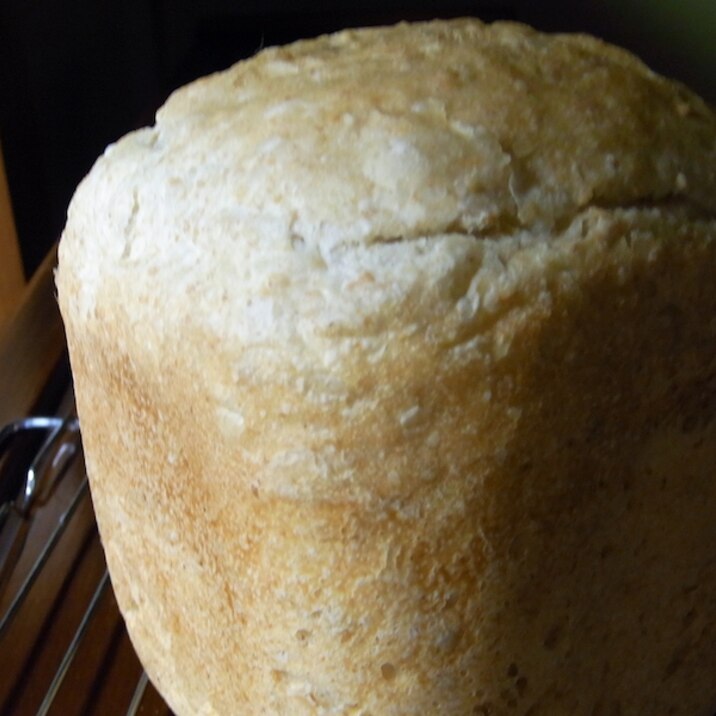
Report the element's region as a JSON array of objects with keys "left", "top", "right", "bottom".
[{"left": 2, "top": 0, "right": 714, "bottom": 278}]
